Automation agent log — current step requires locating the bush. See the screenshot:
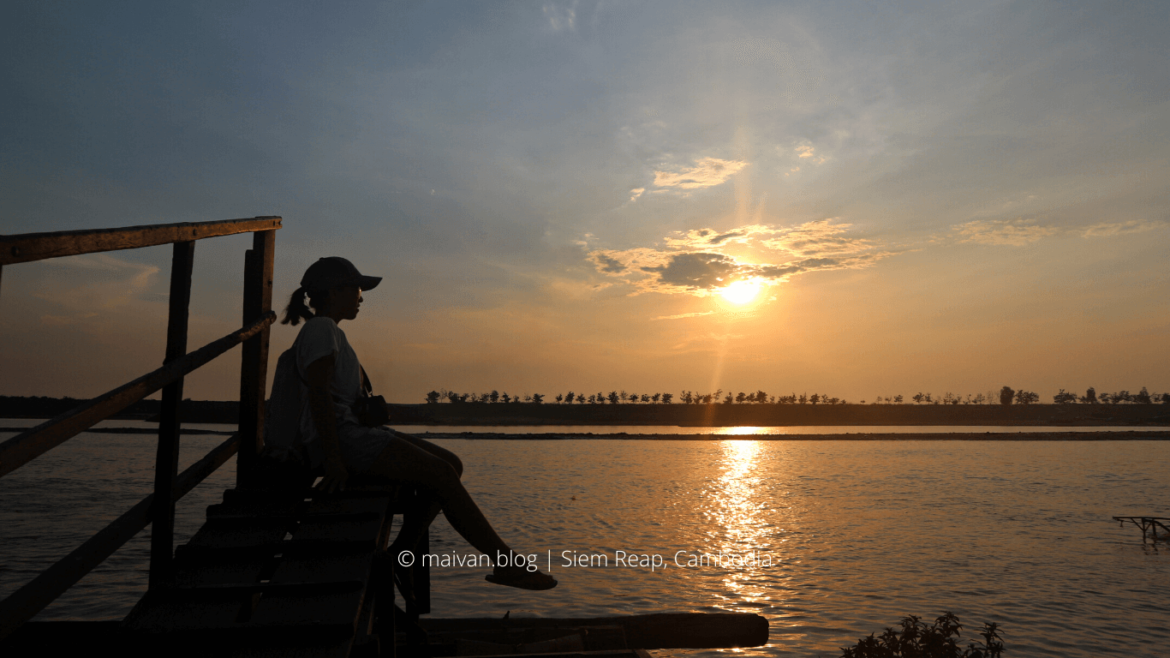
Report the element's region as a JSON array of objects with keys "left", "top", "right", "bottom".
[{"left": 840, "top": 612, "right": 1003, "bottom": 658}]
